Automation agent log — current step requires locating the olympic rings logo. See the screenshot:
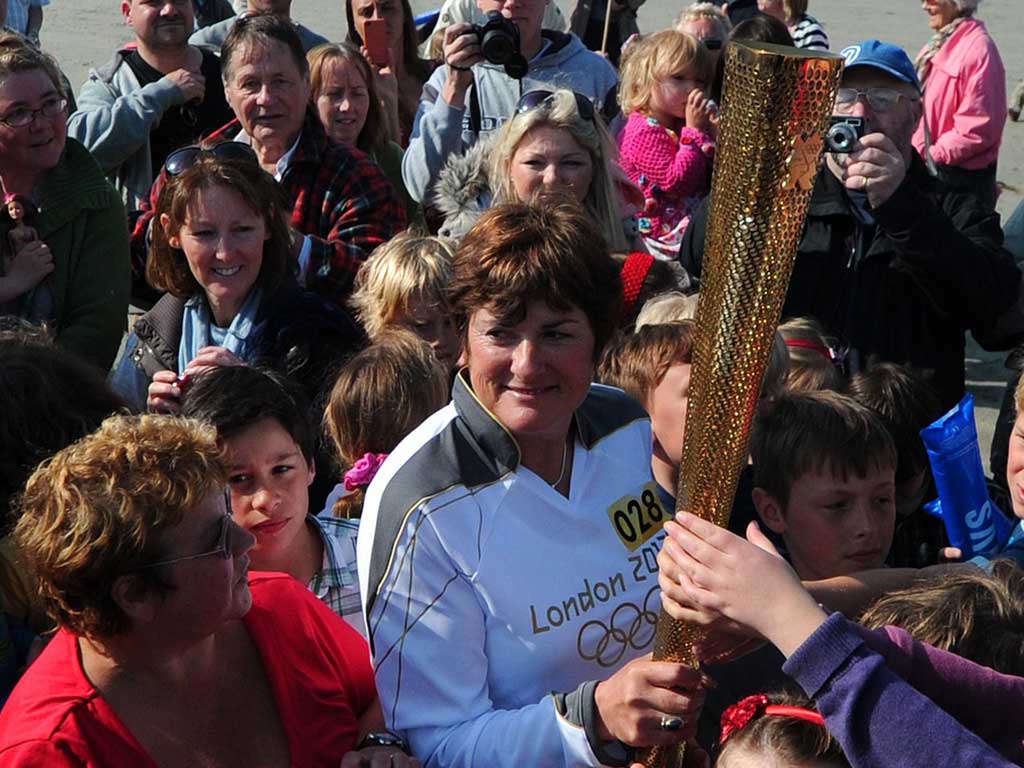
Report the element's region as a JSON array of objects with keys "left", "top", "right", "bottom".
[{"left": 576, "top": 585, "right": 660, "bottom": 668}]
